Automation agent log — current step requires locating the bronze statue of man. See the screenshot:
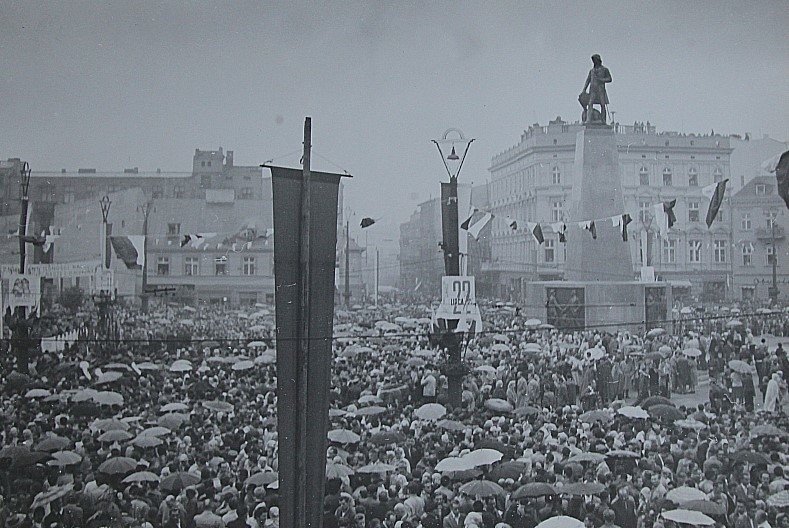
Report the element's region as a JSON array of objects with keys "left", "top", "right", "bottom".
[{"left": 580, "top": 54, "right": 612, "bottom": 124}]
